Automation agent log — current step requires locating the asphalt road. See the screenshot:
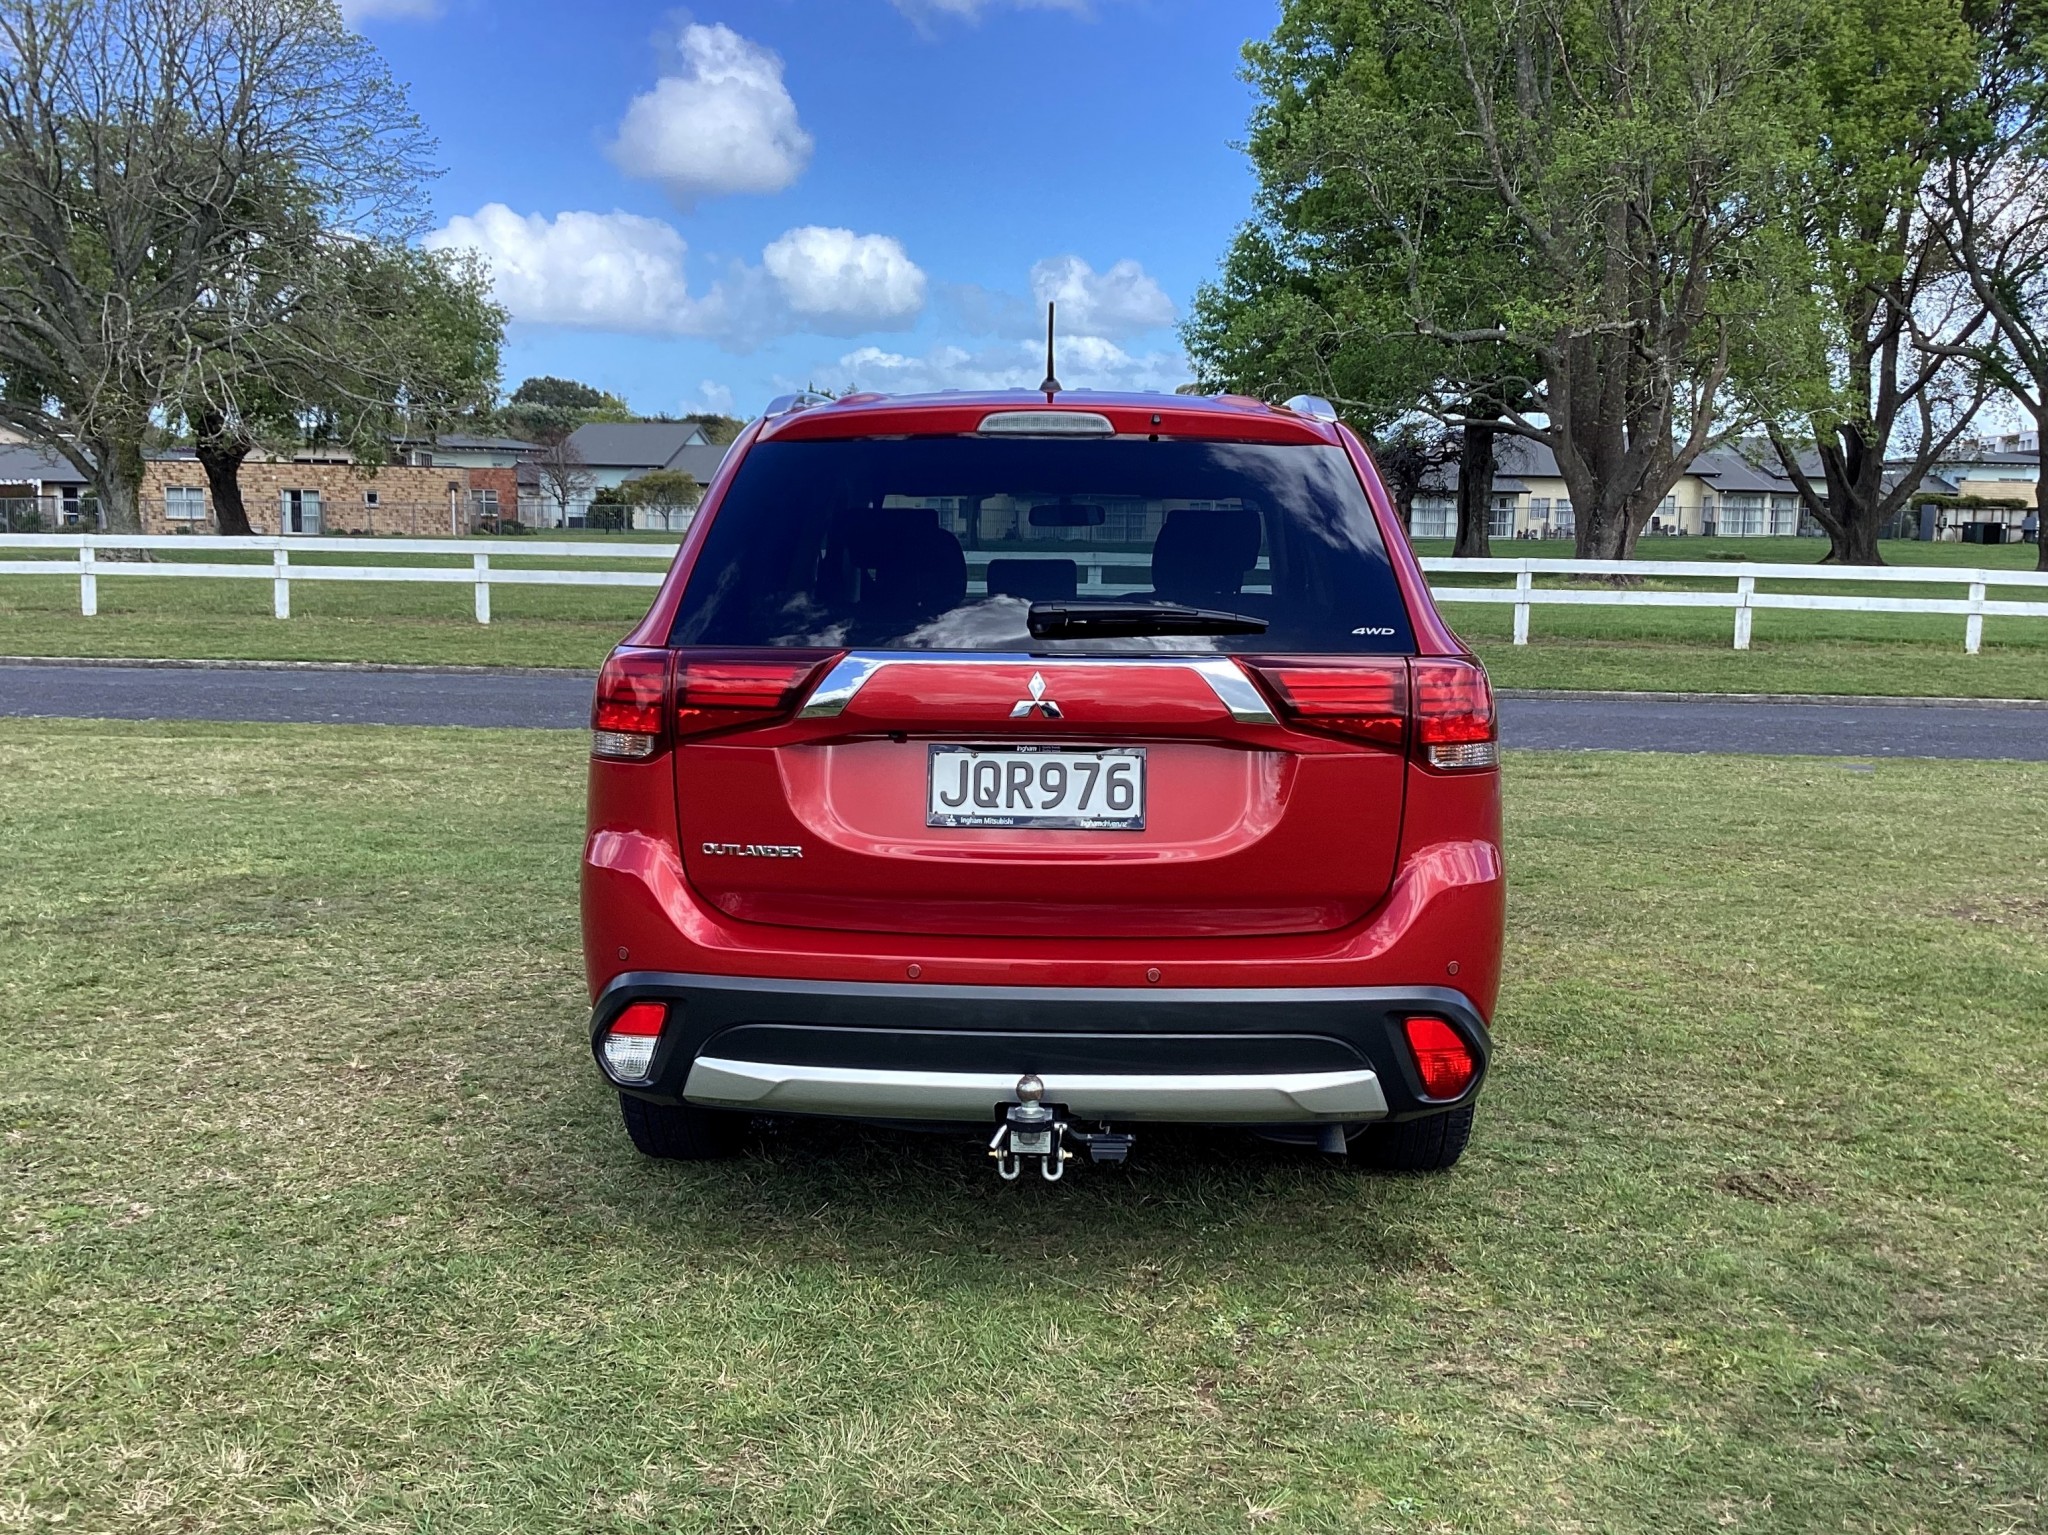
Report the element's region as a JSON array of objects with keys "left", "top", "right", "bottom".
[{"left": 2, "top": 661, "right": 2044, "bottom": 759}]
